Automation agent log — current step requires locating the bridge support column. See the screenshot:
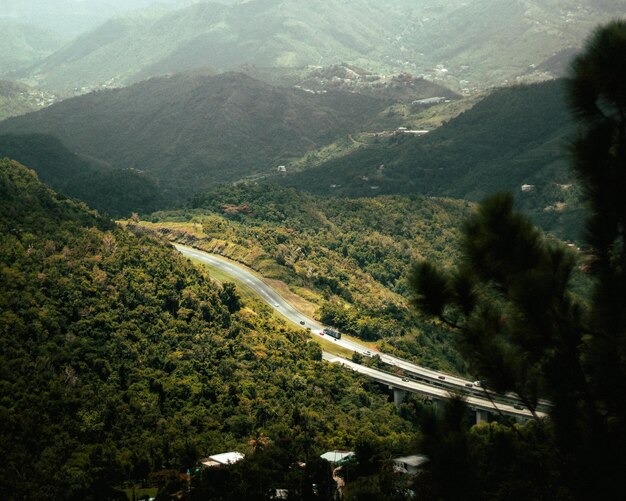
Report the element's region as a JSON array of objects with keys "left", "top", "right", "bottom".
[
  {"left": 476, "top": 409, "right": 490, "bottom": 424},
  {"left": 429, "top": 398, "right": 443, "bottom": 414},
  {"left": 393, "top": 389, "right": 407, "bottom": 406}
]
